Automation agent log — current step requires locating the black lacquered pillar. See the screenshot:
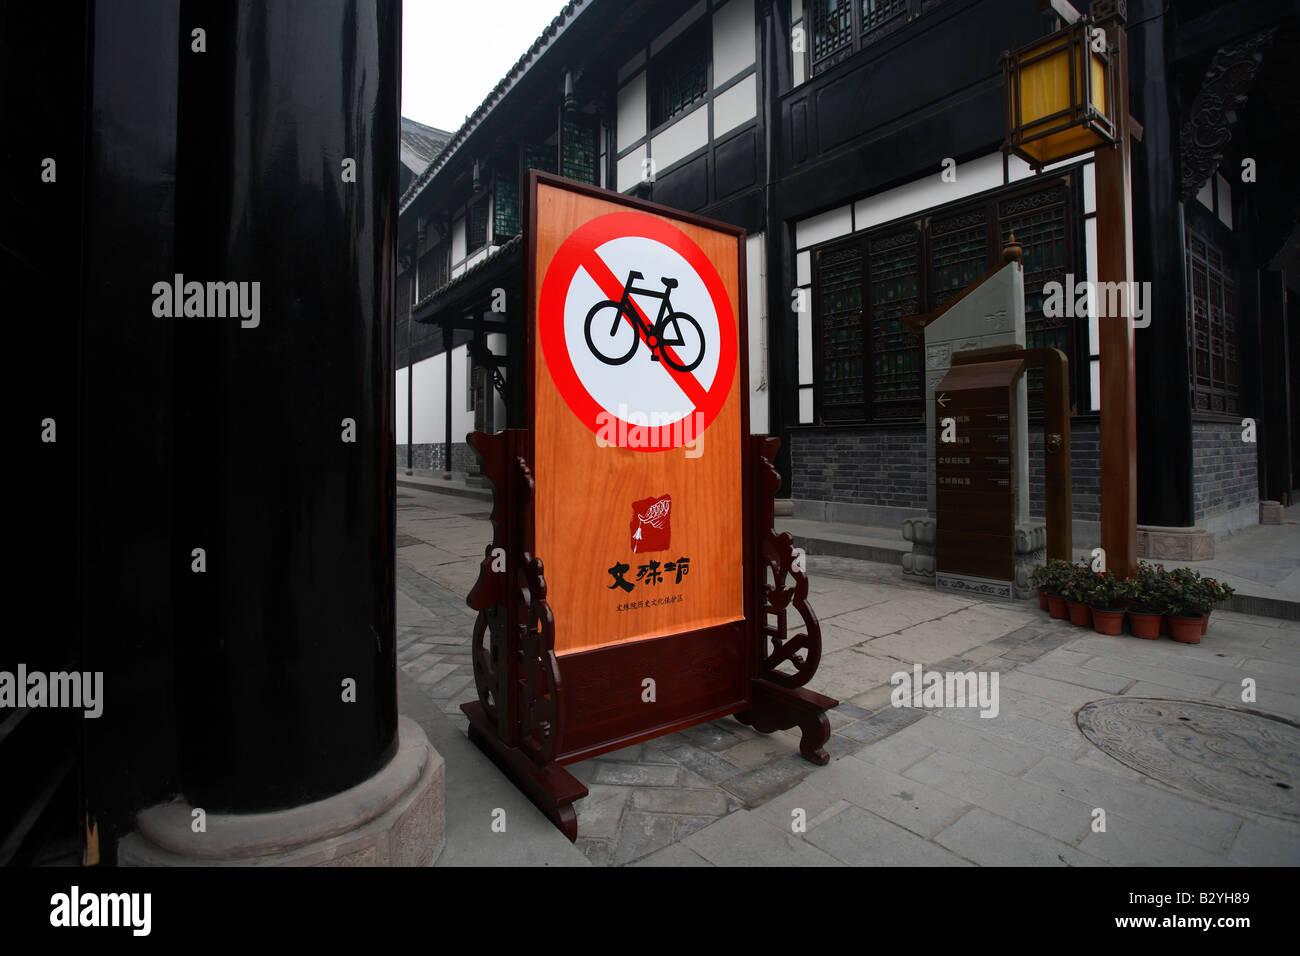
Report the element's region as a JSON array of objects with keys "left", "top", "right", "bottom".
[{"left": 169, "top": 0, "right": 400, "bottom": 812}]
